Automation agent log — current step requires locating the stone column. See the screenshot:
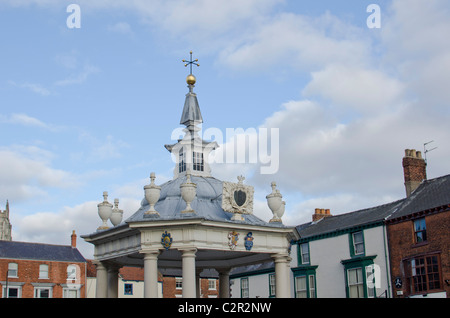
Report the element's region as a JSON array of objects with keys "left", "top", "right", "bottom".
[
  {"left": 272, "top": 253, "right": 291, "bottom": 298},
  {"left": 94, "top": 261, "right": 108, "bottom": 298},
  {"left": 107, "top": 265, "right": 121, "bottom": 298},
  {"left": 180, "top": 248, "right": 197, "bottom": 298},
  {"left": 196, "top": 269, "right": 202, "bottom": 298},
  {"left": 218, "top": 268, "right": 231, "bottom": 298},
  {"left": 142, "top": 250, "right": 160, "bottom": 298}
]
